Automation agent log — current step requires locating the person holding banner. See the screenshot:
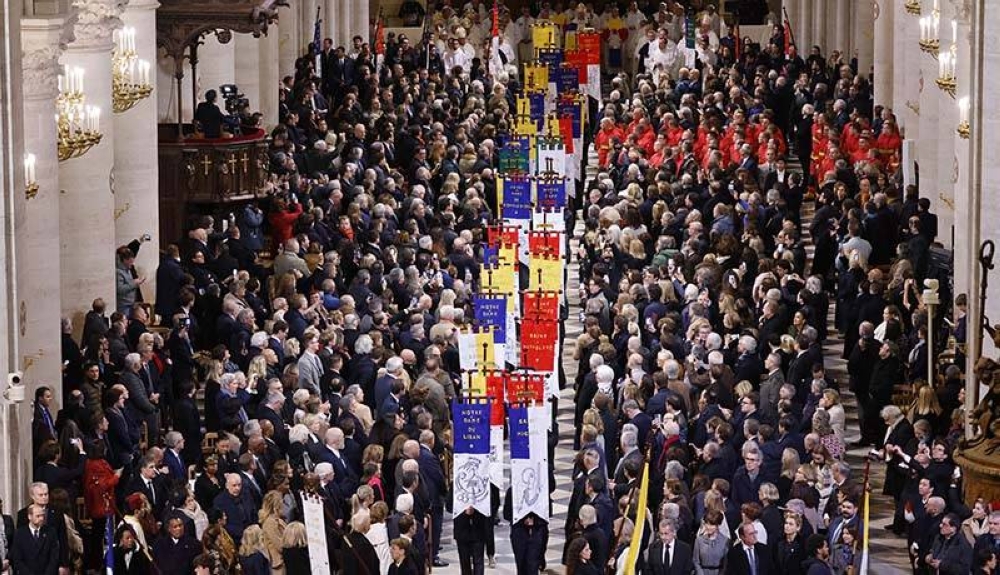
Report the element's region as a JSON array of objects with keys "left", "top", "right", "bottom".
[{"left": 453, "top": 506, "right": 490, "bottom": 575}]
